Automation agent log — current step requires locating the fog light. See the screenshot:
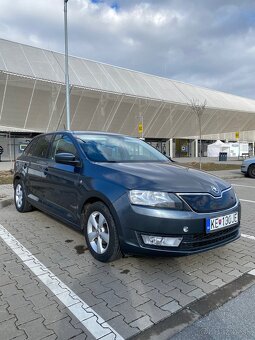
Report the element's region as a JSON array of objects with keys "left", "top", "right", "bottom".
[{"left": 141, "top": 235, "right": 182, "bottom": 247}]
